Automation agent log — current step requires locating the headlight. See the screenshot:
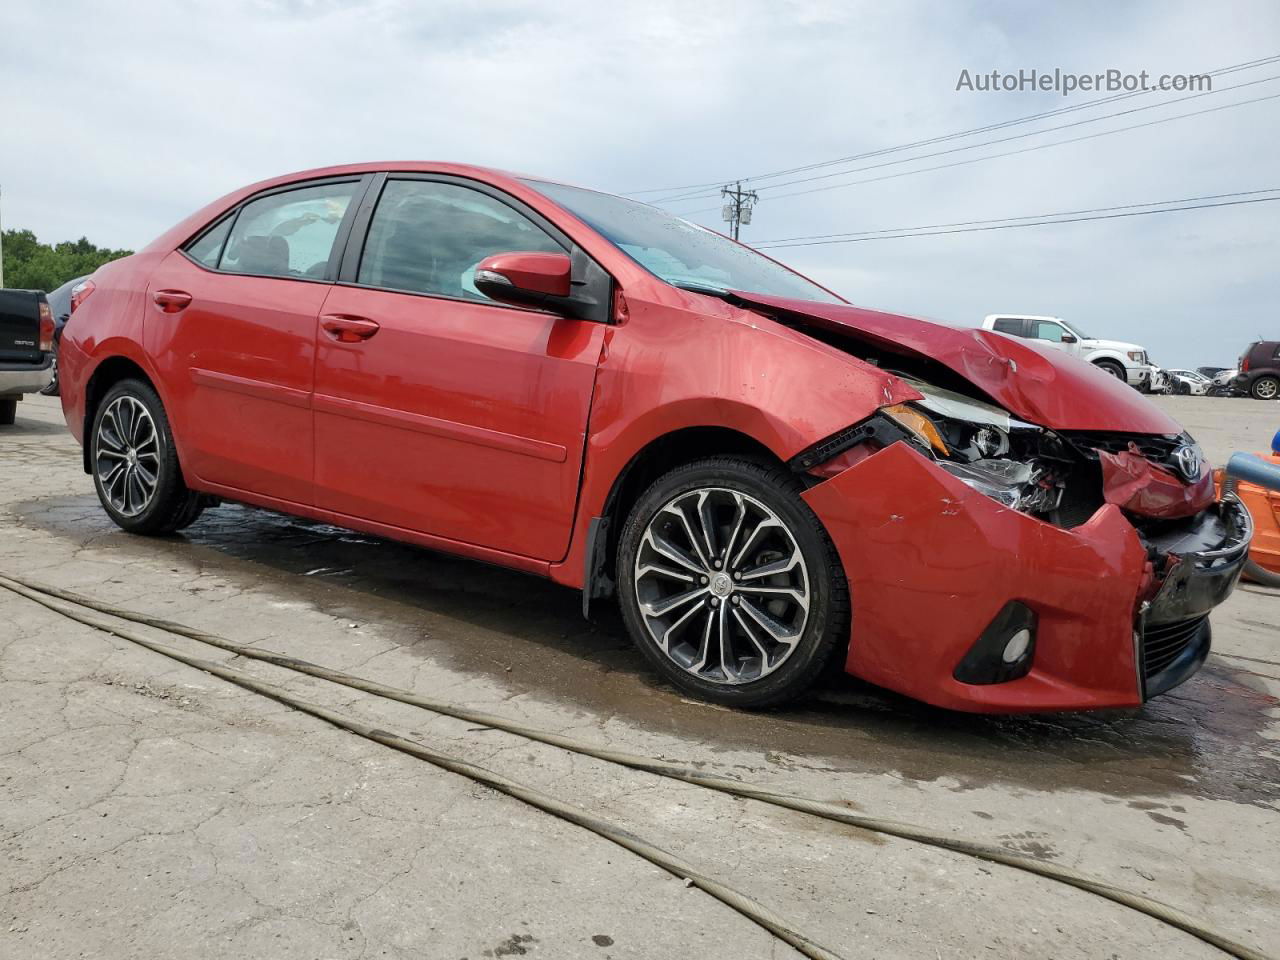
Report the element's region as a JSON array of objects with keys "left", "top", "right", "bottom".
[
  {"left": 881, "top": 403, "right": 949, "bottom": 456},
  {"left": 1128, "top": 351, "right": 1144, "bottom": 362}
]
